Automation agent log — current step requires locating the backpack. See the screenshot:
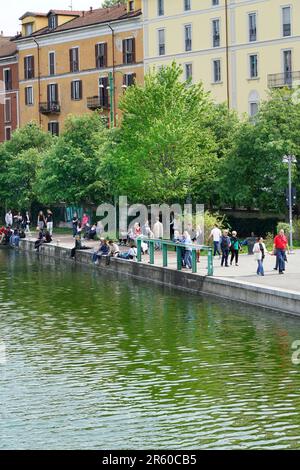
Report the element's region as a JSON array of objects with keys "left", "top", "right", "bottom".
[{"left": 221, "top": 236, "right": 230, "bottom": 250}]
